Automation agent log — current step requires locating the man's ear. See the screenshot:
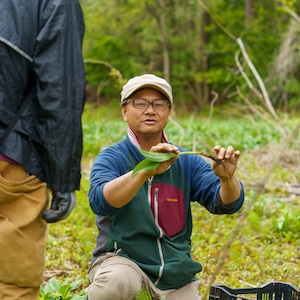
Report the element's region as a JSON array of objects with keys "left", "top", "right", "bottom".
[{"left": 121, "top": 106, "right": 128, "bottom": 122}]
